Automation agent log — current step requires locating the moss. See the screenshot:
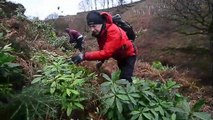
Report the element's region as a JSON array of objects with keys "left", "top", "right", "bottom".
[{"left": 163, "top": 46, "right": 209, "bottom": 56}]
